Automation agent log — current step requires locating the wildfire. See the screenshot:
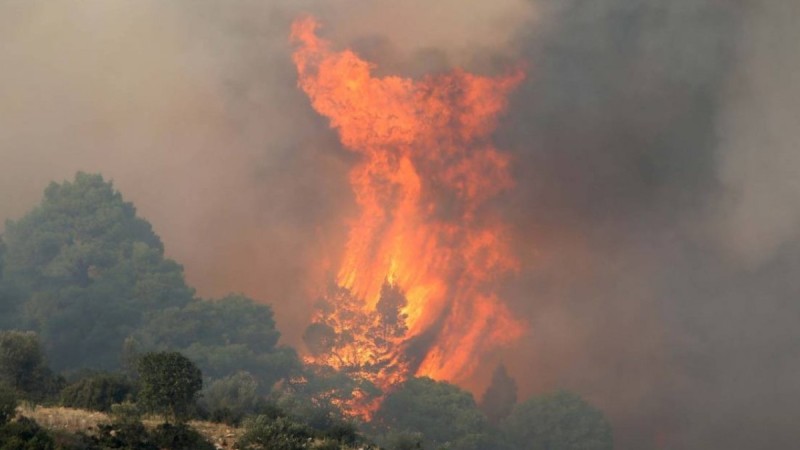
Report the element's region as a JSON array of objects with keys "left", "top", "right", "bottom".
[{"left": 291, "top": 16, "right": 526, "bottom": 415}]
